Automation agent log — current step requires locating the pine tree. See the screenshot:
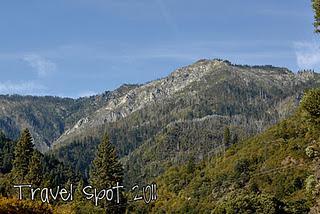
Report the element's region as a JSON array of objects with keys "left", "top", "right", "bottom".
[
  {"left": 301, "top": 88, "right": 320, "bottom": 124},
  {"left": 313, "top": 0, "right": 320, "bottom": 33},
  {"left": 73, "top": 179, "right": 106, "bottom": 213},
  {"left": 186, "top": 157, "right": 195, "bottom": 174},
  {"left": 0, "top": 131, "right": 5, "bottom": 142},
  {"left": 12, "top": 129, "right": 34, "bottom": 183},
  {"left": 25, "top": 150, "right": 43, "bottom": 186},
  {"left": 75, "top": 179, "right": 85, "bottom": 203},
  {"left": 89, "top": 133, "right": 126, "bottom": 213},
  {"left": 0, "top": 132, "right": 16, "bottom": 174},
  {"left": 223, "top": 126, "right": 231, "bottom": 147},
  {"left": 232, "top": 132, "right": 239, "bottom": 145}
]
